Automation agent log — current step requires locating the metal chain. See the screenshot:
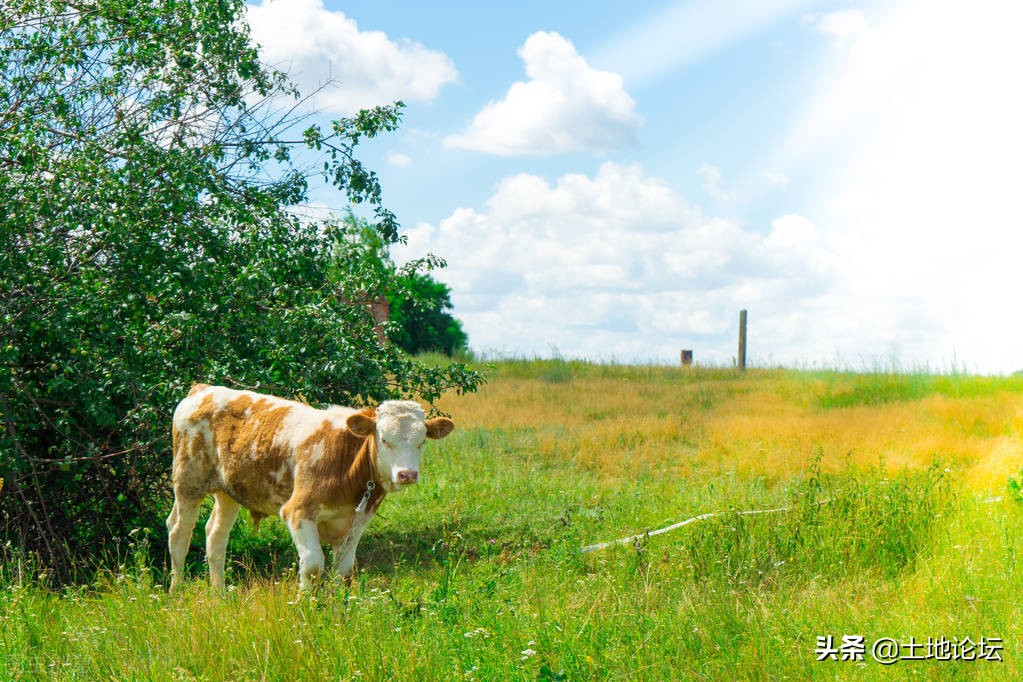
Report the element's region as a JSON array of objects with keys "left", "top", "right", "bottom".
[{"left": 354, "top": 479, "right": 376, "bottom": 514}]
